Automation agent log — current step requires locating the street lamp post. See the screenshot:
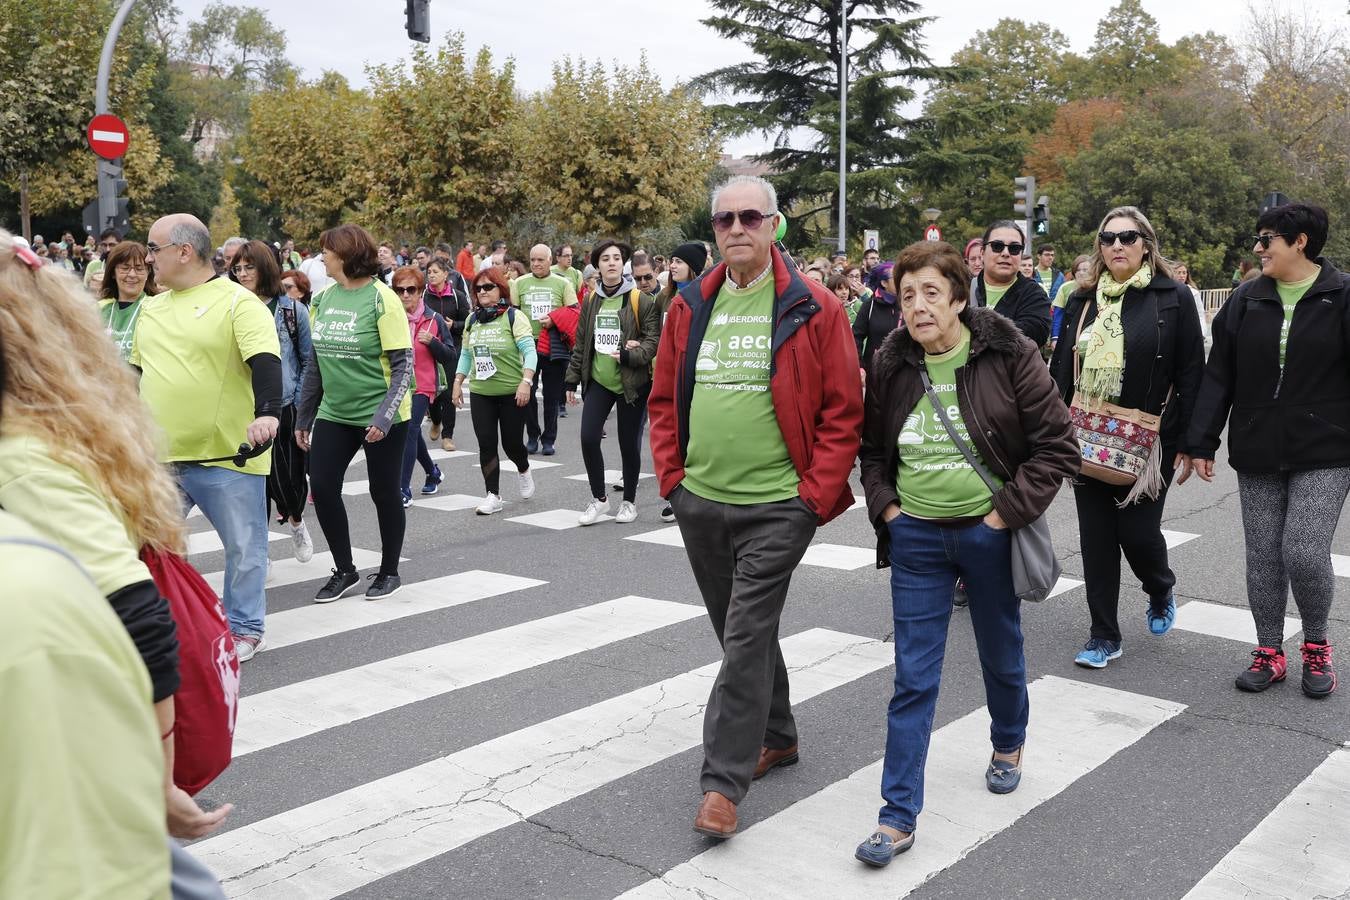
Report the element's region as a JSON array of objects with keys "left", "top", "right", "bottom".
[{"left": 837, "top": 0, "right": 847, "bottom": 255}]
